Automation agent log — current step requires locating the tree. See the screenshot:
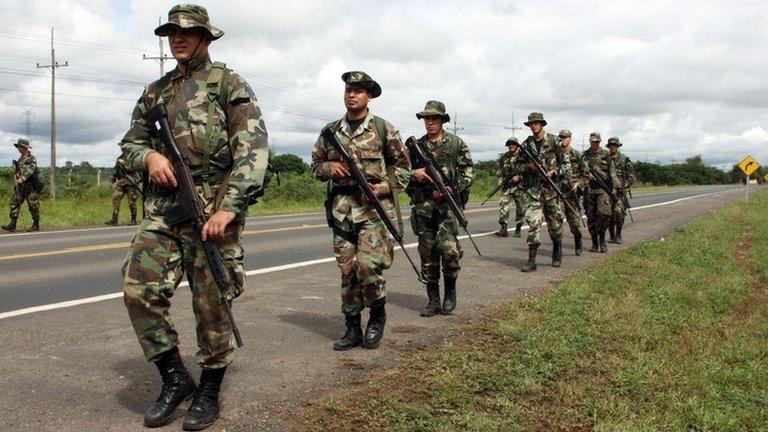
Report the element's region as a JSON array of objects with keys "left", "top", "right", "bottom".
[{"left": 271, "top": 153, "right": 309, "bottom": 176}]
